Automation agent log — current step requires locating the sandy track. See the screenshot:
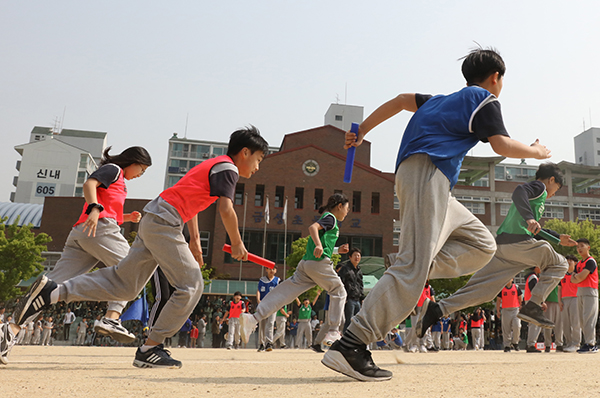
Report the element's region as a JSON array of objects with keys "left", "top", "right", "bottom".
[{"left": 2, "top": 346, "right": 598, "bottom": 397}]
